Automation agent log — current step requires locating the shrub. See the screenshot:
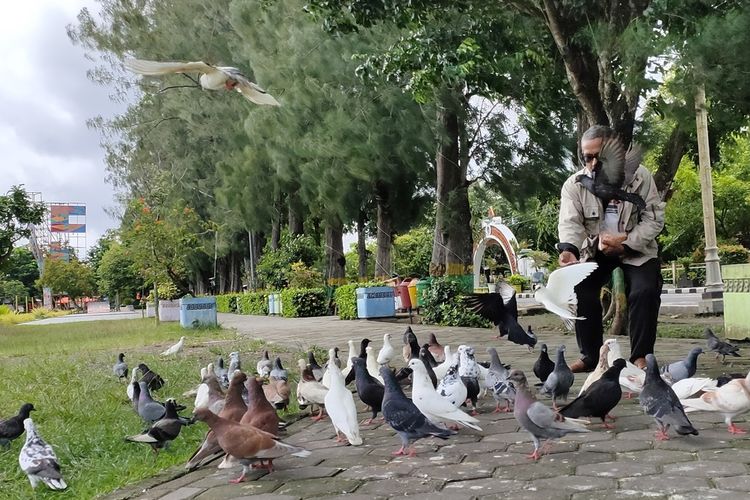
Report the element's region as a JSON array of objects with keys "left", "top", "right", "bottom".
[
  {"left": 0, "top": 304, "right": 12, "bottom": 315},
  {"left": 257, "top": 232, "right": 323, "bottom": 289},
  {"left": 237, "top": 292, "right": 269, "bottom": 315},
  {"left": 719, "top": 244, "right": 750, "bottom": 264},
  {"left": 216, "top": 293, "right": 241, "bottom": 313},
  {"left": 507, "top": 274, "right": 530, "bottom": 290},
  {"left": 420, "top": 277, "right": 491, "bottom": 328},
  {"left": 288, "top": 261, "right": 324, "bottom": 289},
  {"left": 280, "top": 288, "right": 328, "bottom": 318}
]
